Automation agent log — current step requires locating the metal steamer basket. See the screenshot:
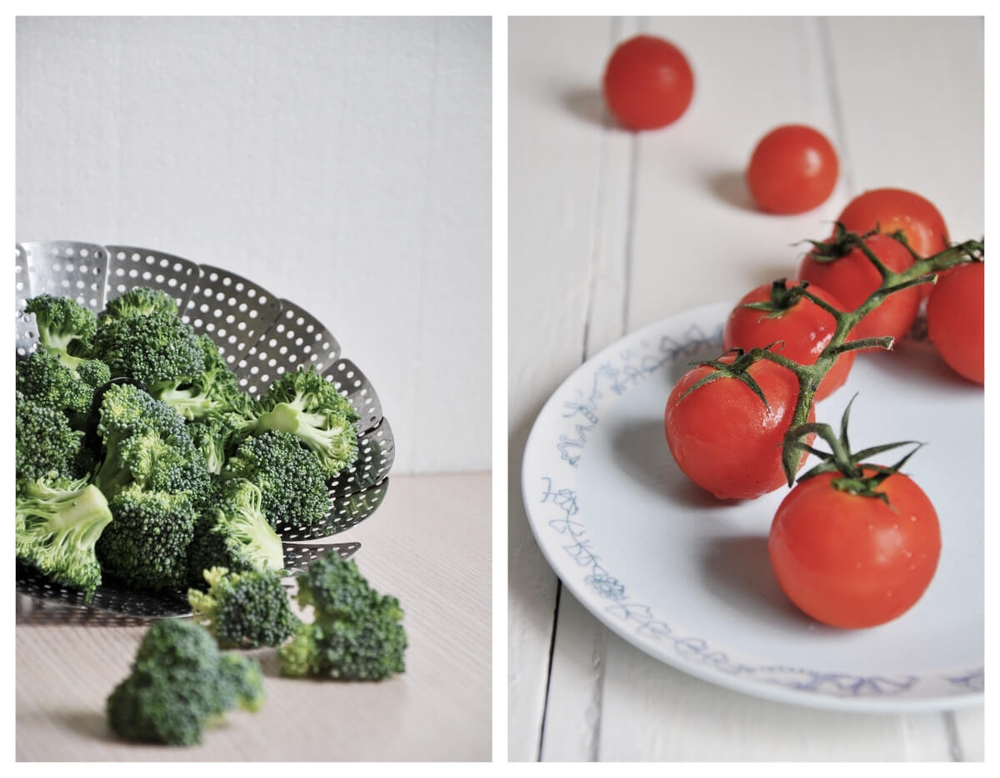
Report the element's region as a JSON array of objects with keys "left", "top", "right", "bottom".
[{"left": 15, "top": 241, "right": 395, "bottom": 623}]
